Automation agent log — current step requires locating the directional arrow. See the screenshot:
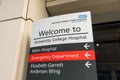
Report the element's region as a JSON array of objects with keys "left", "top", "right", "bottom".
[
  {"left": 84, "top": 52, "right": 91, "bottom": 59},
  {"left": 84, "top": 43, "right": 90, "bottom": 49},
  {"left": 85, "top": 61, "right": 92, "bottom": 68}
]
